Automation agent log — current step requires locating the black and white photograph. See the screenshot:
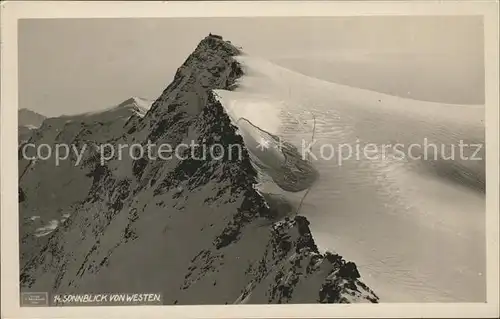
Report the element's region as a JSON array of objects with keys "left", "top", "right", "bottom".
[{"left": 1, "top": 1, "right": 499, "bottom": 318}]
